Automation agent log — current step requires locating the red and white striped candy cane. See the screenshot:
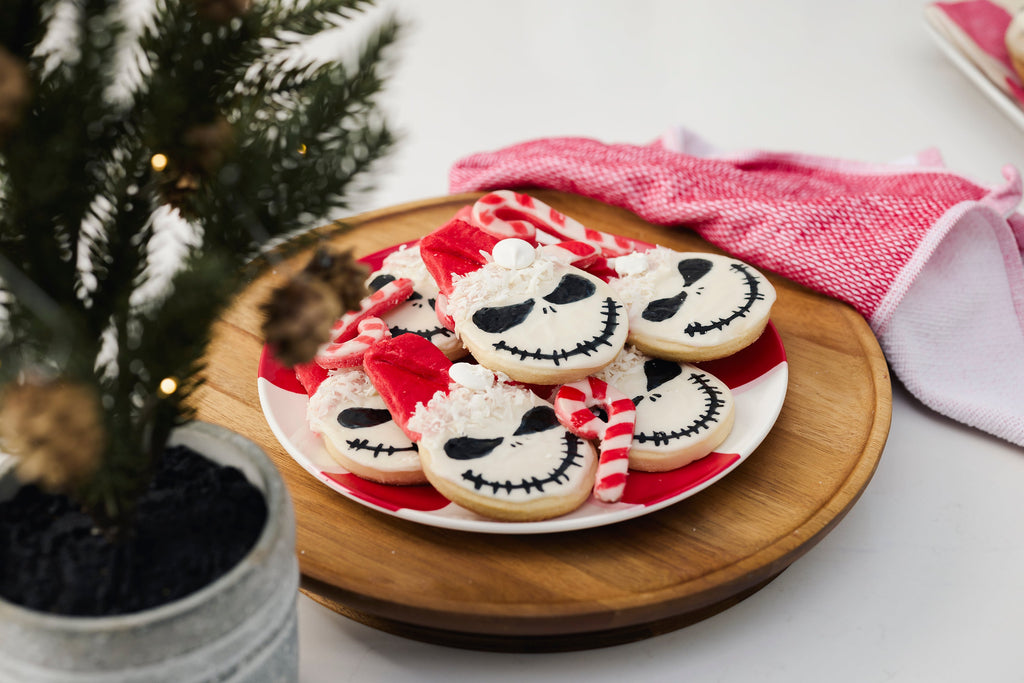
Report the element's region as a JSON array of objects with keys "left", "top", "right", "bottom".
[
  {"left": 471, "top": 190, "right": 636, "bottom": 257},
  {"left": 328, "top": 277, "right": 413, "bottom": 346},
  {"left": 315, "top": 317, "right": 392, "bottom": 370},
  {"left": 553, "top": 376, "right": 635, "bottom": 503}
]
